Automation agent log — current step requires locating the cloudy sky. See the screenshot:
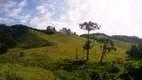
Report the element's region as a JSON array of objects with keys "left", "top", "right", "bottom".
[{"left": 0, "top": 0, "right": 142, "bottom": 37}]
